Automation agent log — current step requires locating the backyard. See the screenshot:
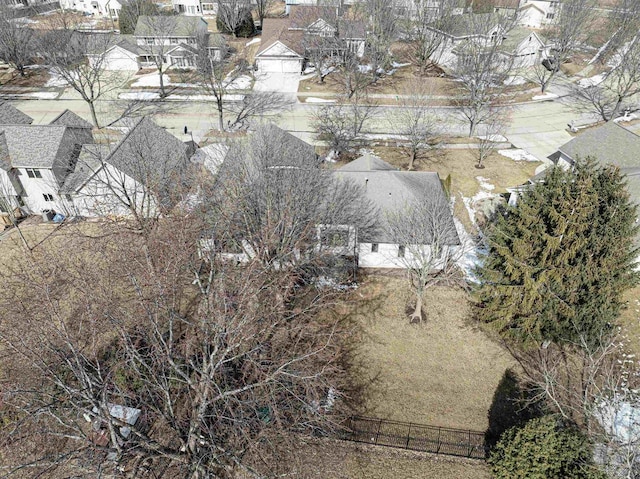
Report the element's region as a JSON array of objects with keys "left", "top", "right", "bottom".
[{"left": 341, "top": 275, "right": 516, "bottom": 432}]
